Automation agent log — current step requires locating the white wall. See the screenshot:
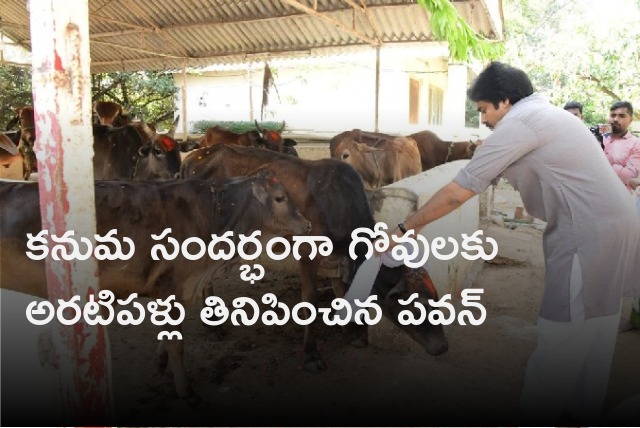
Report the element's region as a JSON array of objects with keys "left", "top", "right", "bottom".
[{"left": 174, "top": 45, "right": 487, "bottom": 140}]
